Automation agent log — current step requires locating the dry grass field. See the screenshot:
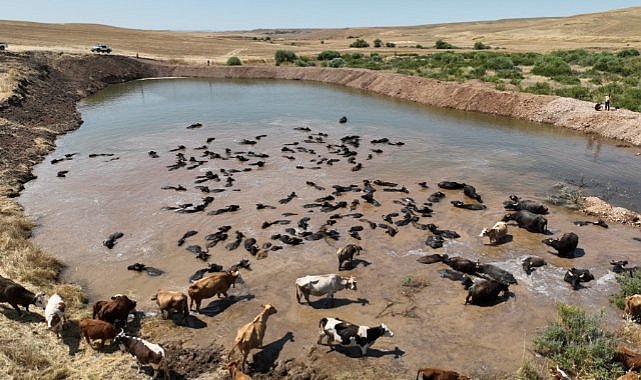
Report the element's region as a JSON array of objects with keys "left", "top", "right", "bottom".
[{"left": 1, "top": 7, "right": 641, "bottom": 65}]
